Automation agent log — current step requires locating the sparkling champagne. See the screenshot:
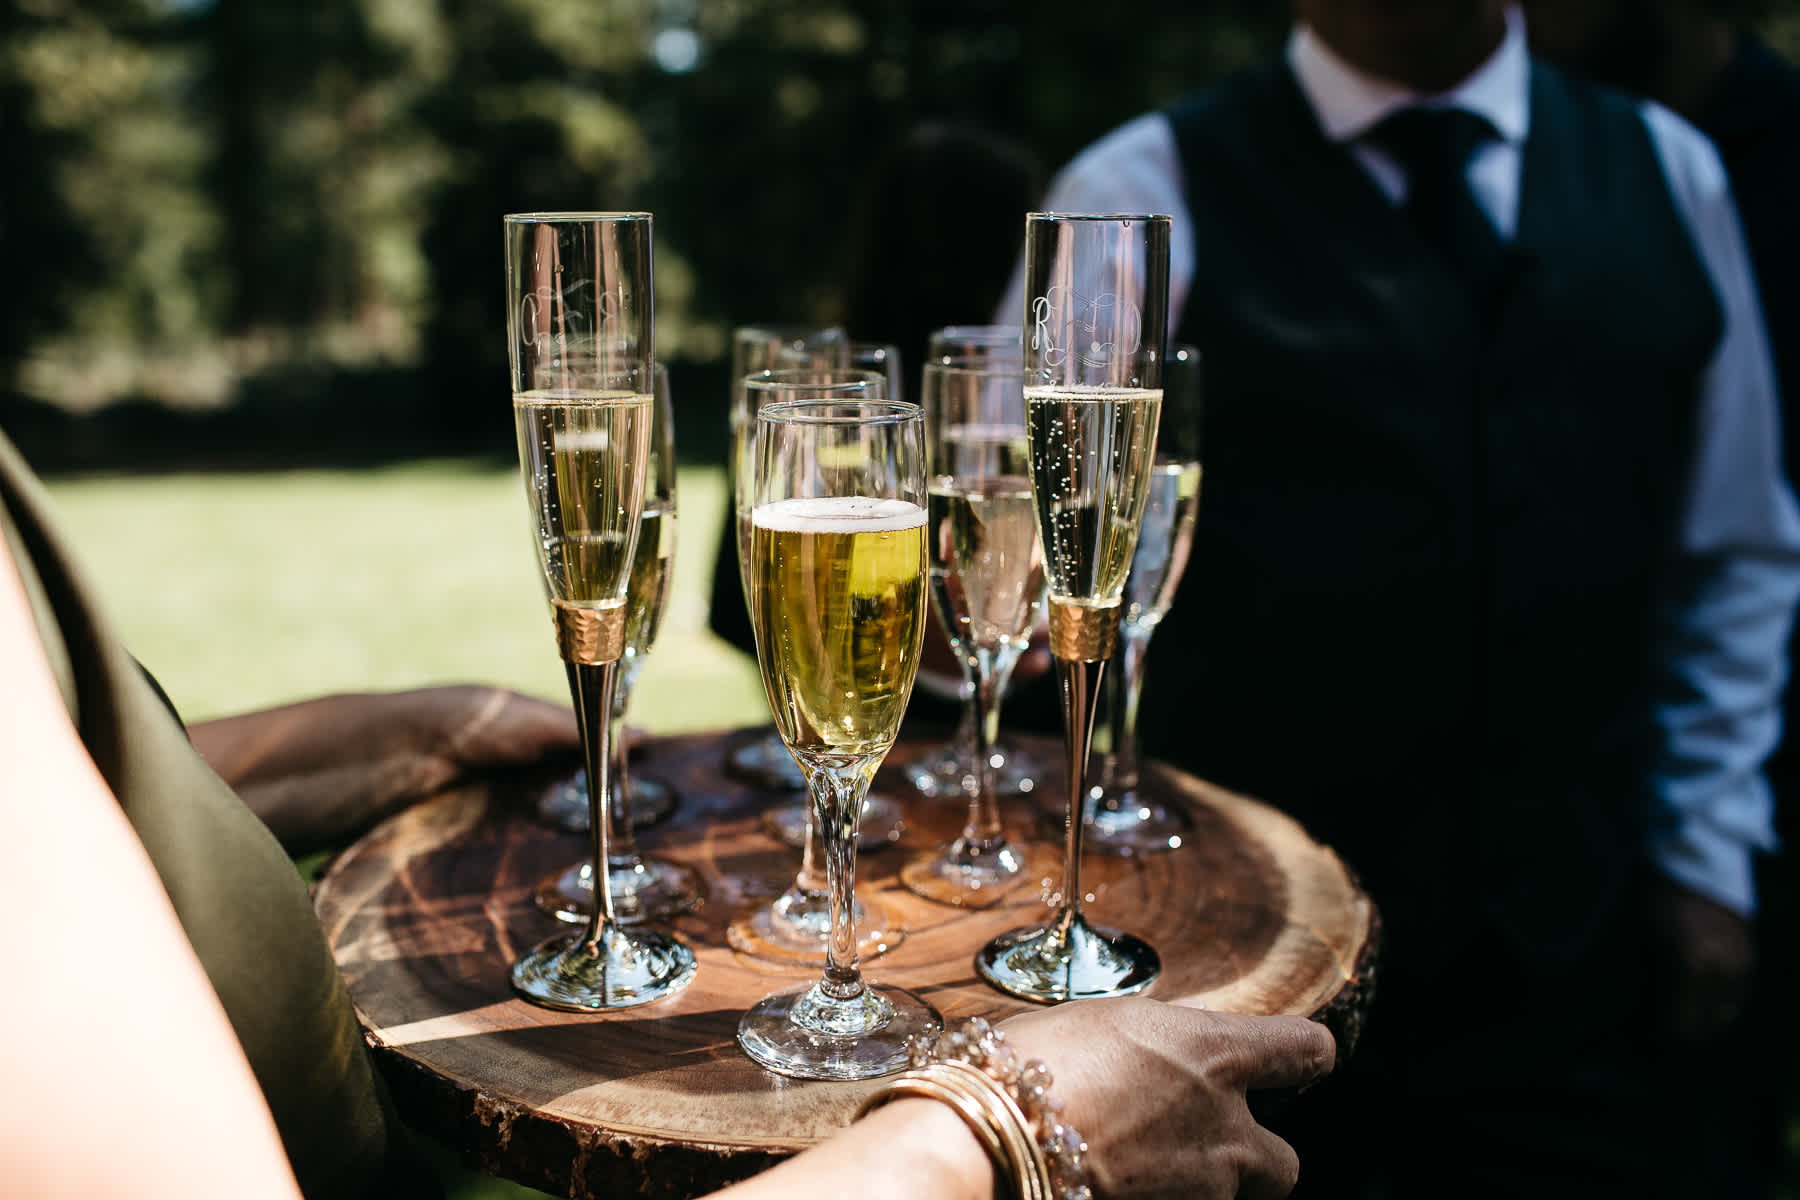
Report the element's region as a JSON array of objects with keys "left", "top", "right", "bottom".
[
  {"left": 751, "top": 496, "right": 927, "bottom": 761},
  {"left": 617, "top": 497, "right": 676, "bottom": 702},
  {"left": 731, "top": 420, "right": 756, "bottom": 608},
  {"left": 928, "top": 473, "right": 1044, "bottom": 655},
  {"left": 514, "top": 390, "right": 653, "bottom": 606},
  {"left": 1122, "top": 461, "right": 1201, "bottom": 634},
  {"left": 1024, "top": 386, "right": 1162, "bottom": 605}
]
